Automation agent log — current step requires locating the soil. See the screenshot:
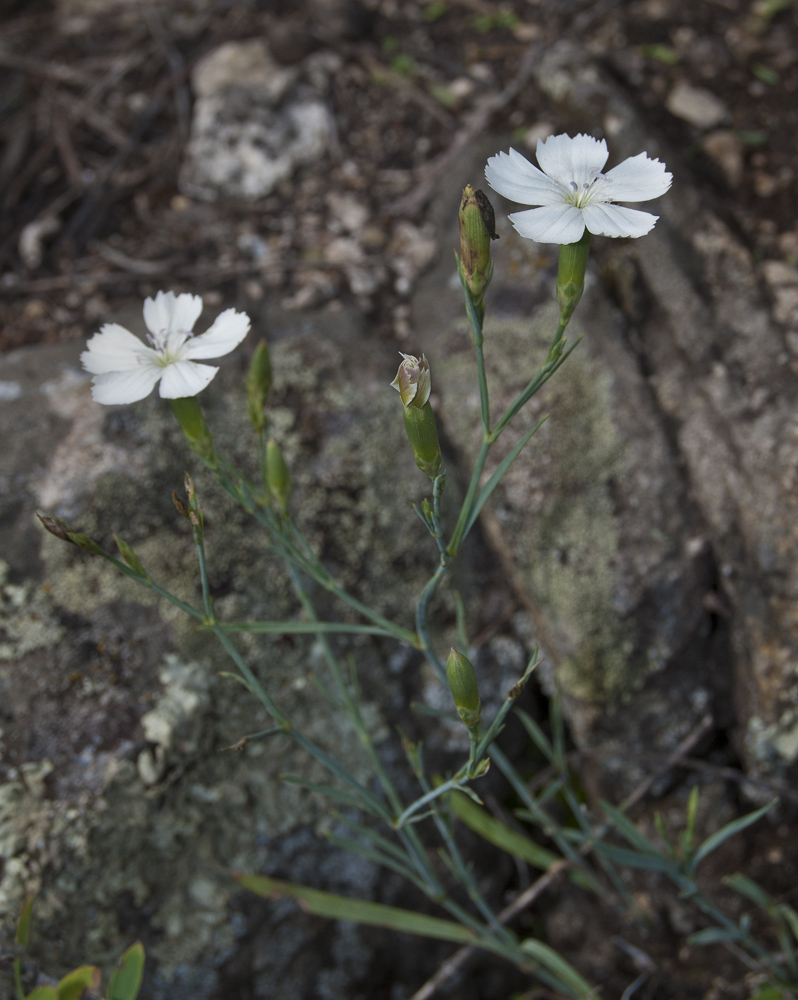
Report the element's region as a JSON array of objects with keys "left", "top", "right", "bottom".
[{"left": 1, "top": 1, "right": 798, "bottom": 999}]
